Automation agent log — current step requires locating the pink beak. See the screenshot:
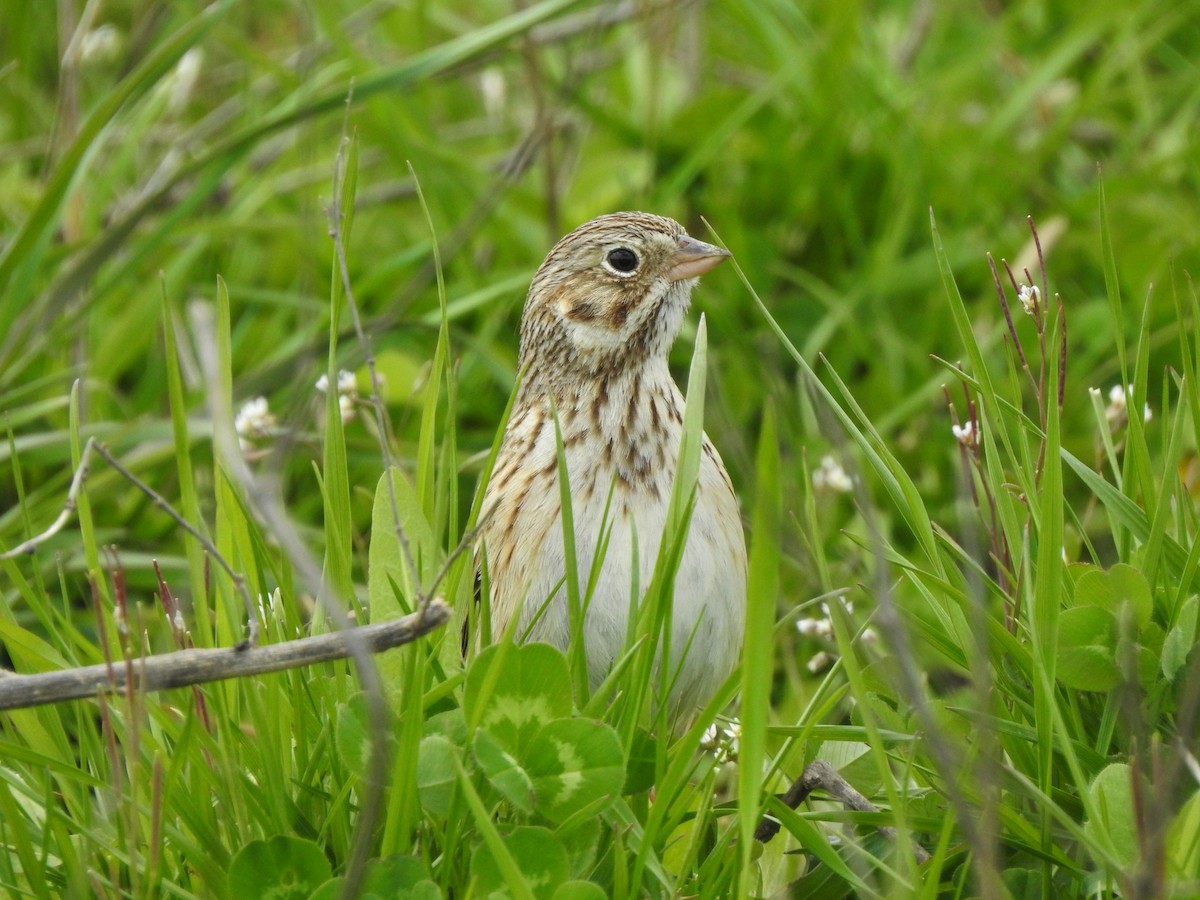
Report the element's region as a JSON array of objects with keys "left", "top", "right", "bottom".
[{"left": 667, "top": 234, "right": 731, "bottom": 282}]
